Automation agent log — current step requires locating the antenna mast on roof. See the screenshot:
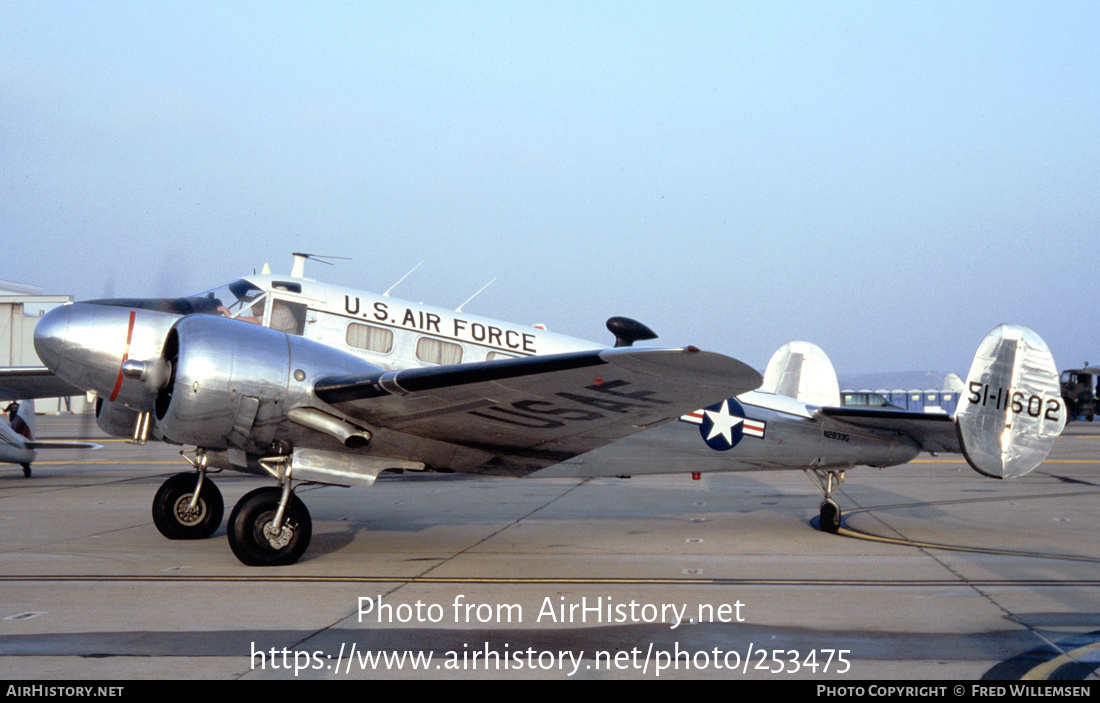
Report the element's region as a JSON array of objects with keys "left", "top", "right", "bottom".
[
  {"left": 383, "top": 261, "right": 424, "bottom": 297},
  {"left": 291, "top": 253, "right": 350, "bottom": 278},
  {"left": 456, "top": 278, "right": 497, "bottom": 312}
]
